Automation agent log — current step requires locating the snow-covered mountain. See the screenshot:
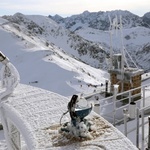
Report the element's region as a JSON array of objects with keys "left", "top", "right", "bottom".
[
  {"left": 0, "top": 14, "right": 108, "bottom": 97},
  {"left": 2, "top": 13, "right": 107, "bottom": 69},
  {"left": 50, "top": 10, "right": 150, "bottom": 31},
  {"left": 0, "top": 10, "right": 150, "bottom": 97},
  {"left": 50, "top": 10, "right": 150, "bottom": 72},
  {"left": 1, "top": 10, "right": 150, "bottom": 150}
]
